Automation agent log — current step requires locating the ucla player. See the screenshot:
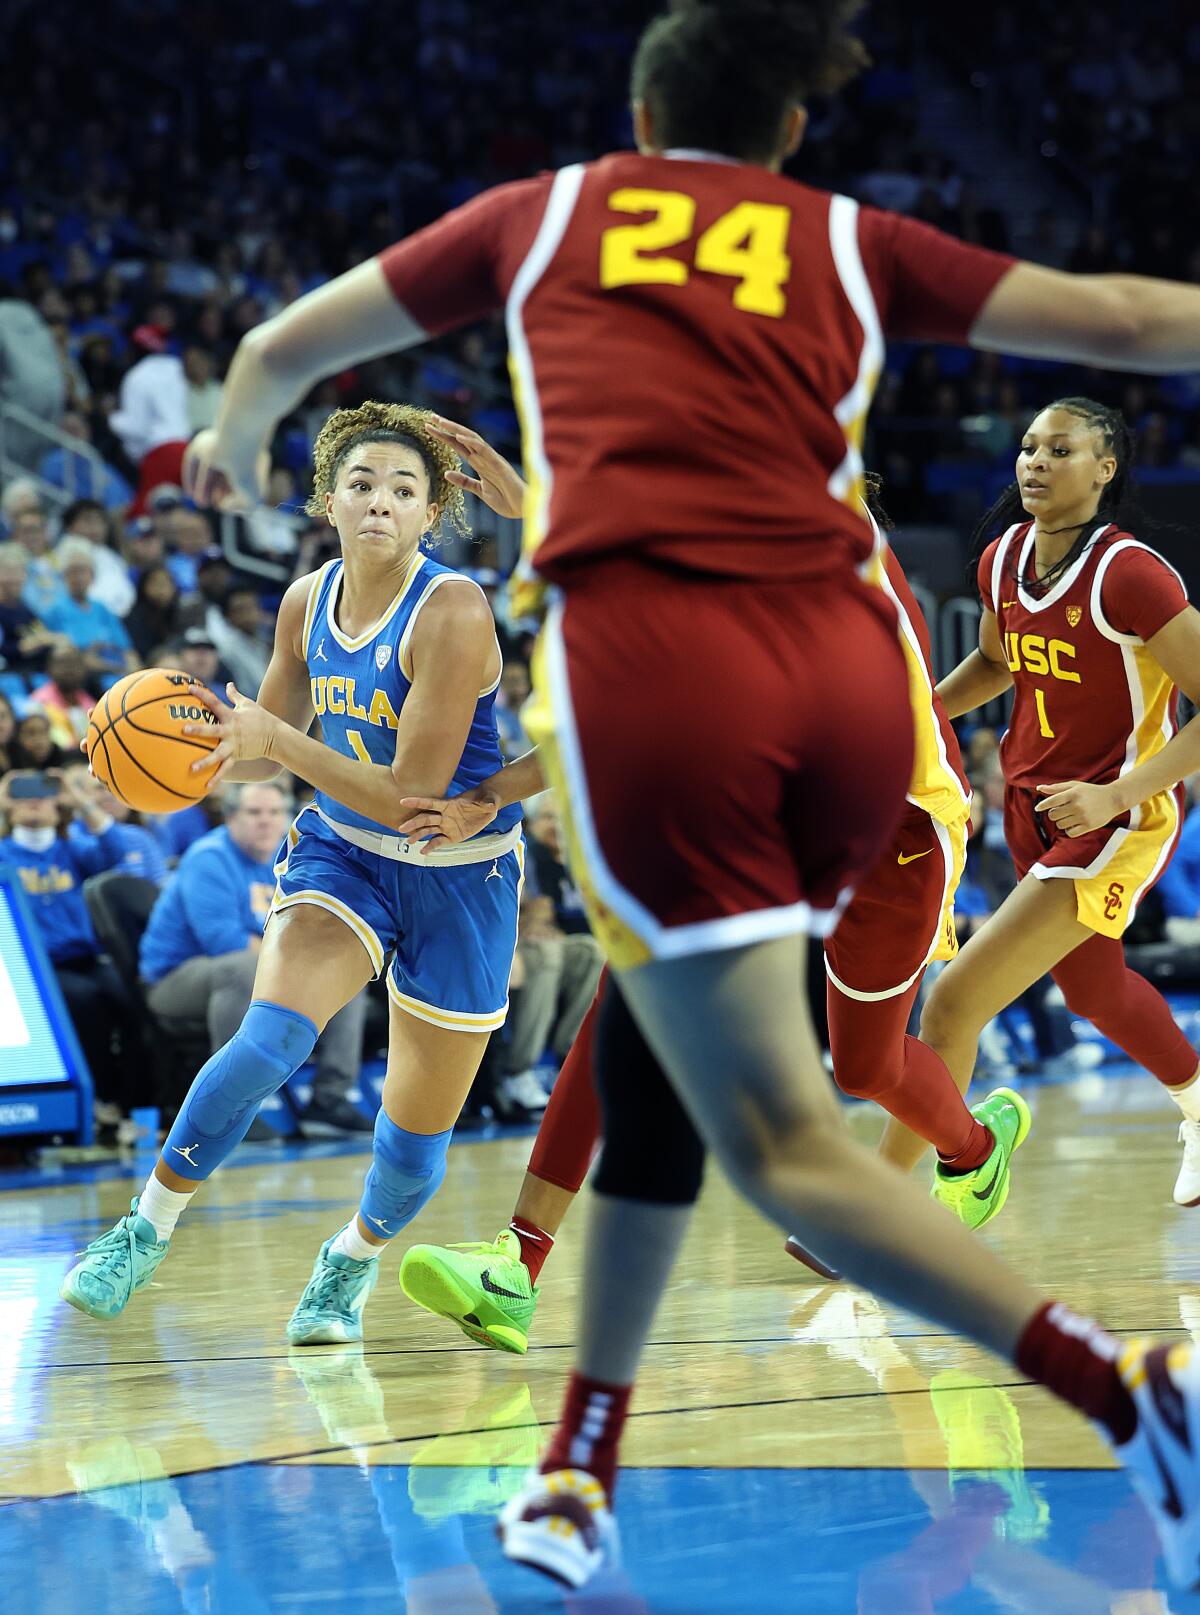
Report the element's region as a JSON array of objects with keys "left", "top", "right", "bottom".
[{"left": 61, "top": 401, "right": 525, "bottom": 1344}]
